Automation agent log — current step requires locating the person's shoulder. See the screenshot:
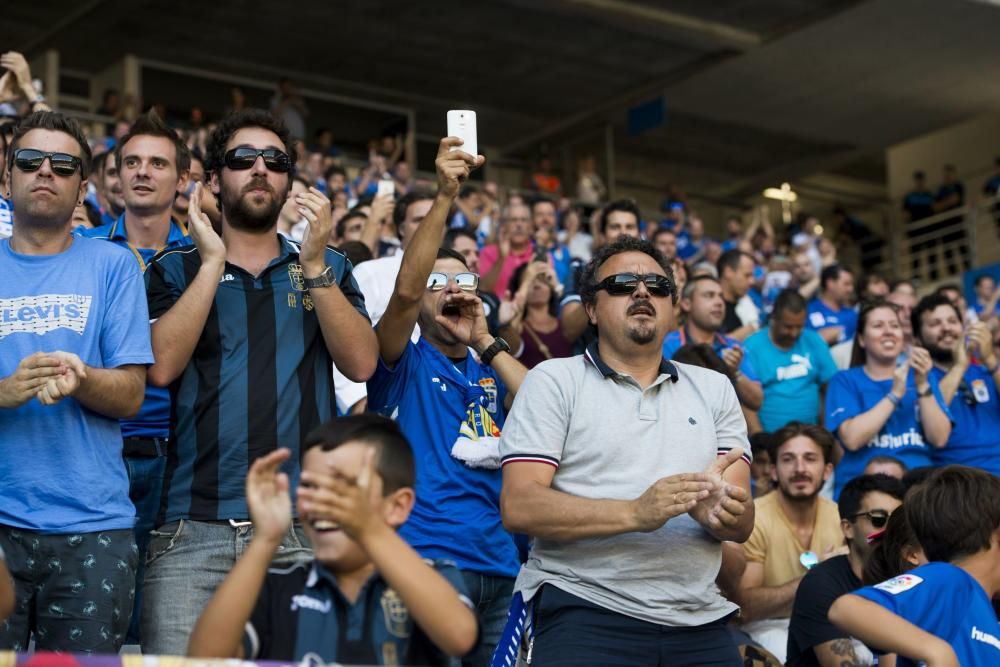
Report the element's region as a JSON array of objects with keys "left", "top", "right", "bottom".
[
  {"left": 73, "top": 234, "right": 133, "bottom": 261},
  {"left": 149, "top": 242, "right": 201, "bottom": 270},
  {"left": 744, "top": 328, "right": 770, "bottom": 350},
  {"left": 78, "top": 222, "right": 115, "bottom": 239},
  {"left": 532, "top": 354, "right": 587, "bottom": 381},
  {"left": 800, "top": 328, "right": 828, "bottom": 348},
  {"left": 753, "top": 488, "right": 781, "bottom": 514},
  {"left": 673, "top": 360, "right": 730, "bottom": 389},
  {"left": 816, "top": 495, "right": 841, "bottom": 517}
]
